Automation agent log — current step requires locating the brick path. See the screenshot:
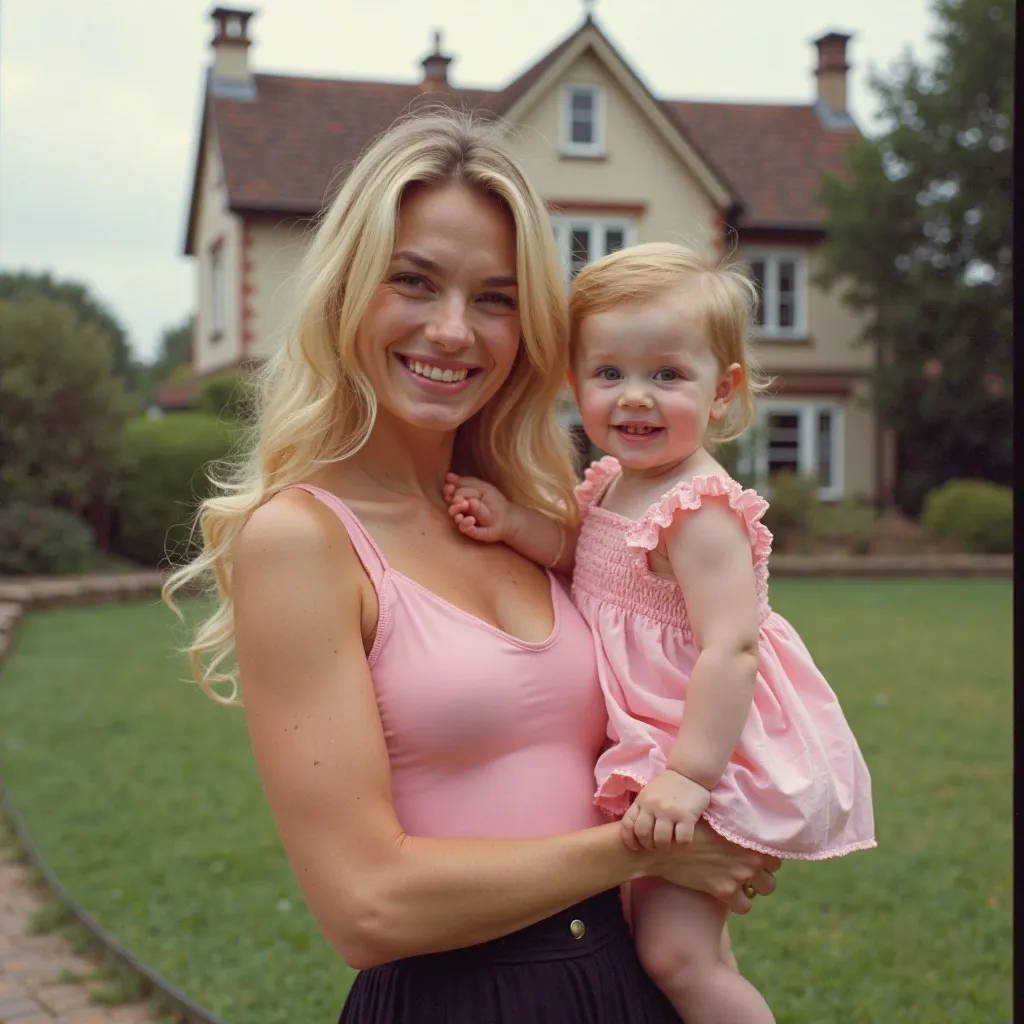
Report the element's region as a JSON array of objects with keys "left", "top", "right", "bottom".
[
  {"left": 0, "top": 826, "right": 158, "bottom": 1024},
  {"left": 1, "top": 573, "right": 166, "bottom": 1024}
]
